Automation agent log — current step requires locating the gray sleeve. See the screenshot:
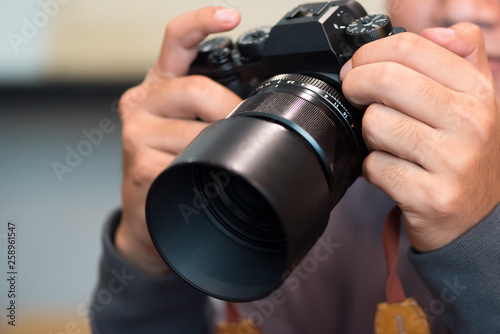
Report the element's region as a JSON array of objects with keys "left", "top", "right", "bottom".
[
  {"left": 90, "top": 210, "right": 214, "bottom": 334},
  {"left": 408, "top": 203, "right": 500, "bottom": 333}
]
